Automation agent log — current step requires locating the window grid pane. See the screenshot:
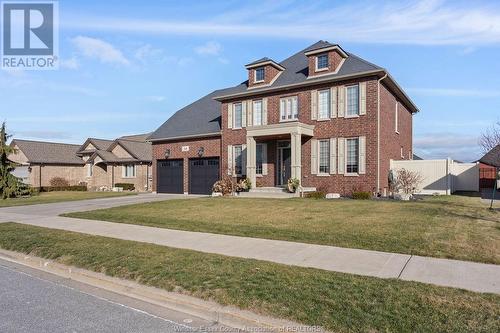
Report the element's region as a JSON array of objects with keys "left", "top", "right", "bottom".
[
  {"left": 256, "top": 68, "right": 265, "bottom": 81},
  {"left": 318, "top": 90, "right": 330, "bottom": 119},
  {"left": 279, "top": 96, "right": 298, "bottom": 121},
  {"left": 234, "top": 103, "right": 242, "bottom": 128},
  {"left": 346, "top": 86, "right": 359, "bottom": 116},
  {"left": 234, "top": 146, "right": 242, "bottom": 175},
  {"left": 319, "top": 140, "right": 330, "bottom": 174},
  {"left": 317, "top": 54, "right": 328, "bottom": 69},
  {"left": 256, "top": 144, "right": 263, "bottom": 175},
  {"left": 346, "top": 138, "right": 359, "bottom": 173},
  {"left": 253, "top": 100, "right": 262, "bottom": 126}
]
